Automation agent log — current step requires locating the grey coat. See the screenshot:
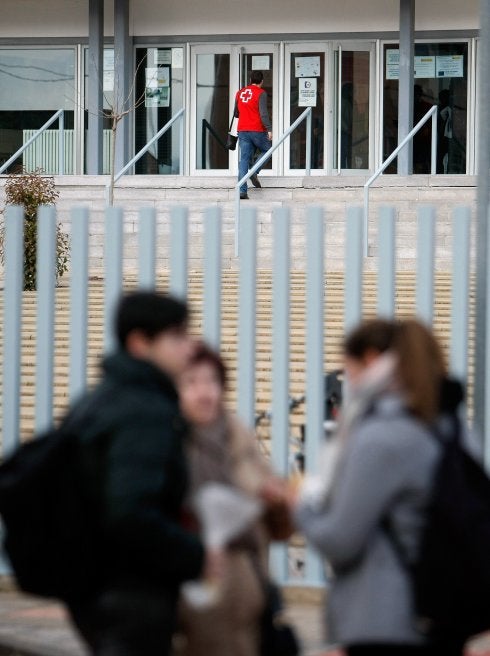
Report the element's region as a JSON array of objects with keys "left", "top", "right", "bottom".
[{"left": 295, "top": 393, "right": 441, "bottom": 646}]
